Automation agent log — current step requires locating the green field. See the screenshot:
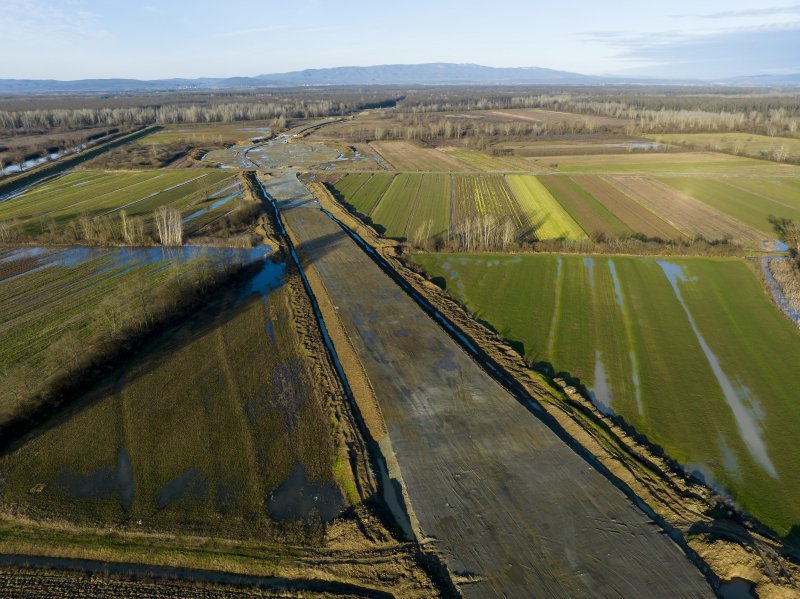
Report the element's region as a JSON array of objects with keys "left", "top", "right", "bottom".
[
  {"left": 139, "top": 122, "right": 274, "bottom": 145},
  {"left": 539, "top": 175, "right": 632, "bottom": 238},
  {"left": 0, "top": 246, "right": 257, "bottom": 426},
  {"left": 413, "top": 252, "right": 800, "bottom": 537},
  {"left": 505, "top": 175, "right": 586, "bottom": 240},
  {"left": 659, "top": 177, "right": 800, "bottom": 234},
  {"left": 332, "top": 172, "right": 395, "bottom": 216},
  {"left": 0, "top": 170, "right": 235, "bottom": 235},
  {"left": 0, "top": 272, "right": 341, "bottom": 540},
  {"left": 370, "top": 174, "right": 424, "bottom": 238},
  {"left": 335, "top": 173, "right": 450, "bottom": 244}
]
